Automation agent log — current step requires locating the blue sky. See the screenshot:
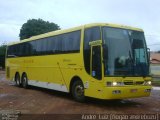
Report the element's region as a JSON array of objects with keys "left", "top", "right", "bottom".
[{"left": 0, "top": 0, "right": 160, "bottom": 51}]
